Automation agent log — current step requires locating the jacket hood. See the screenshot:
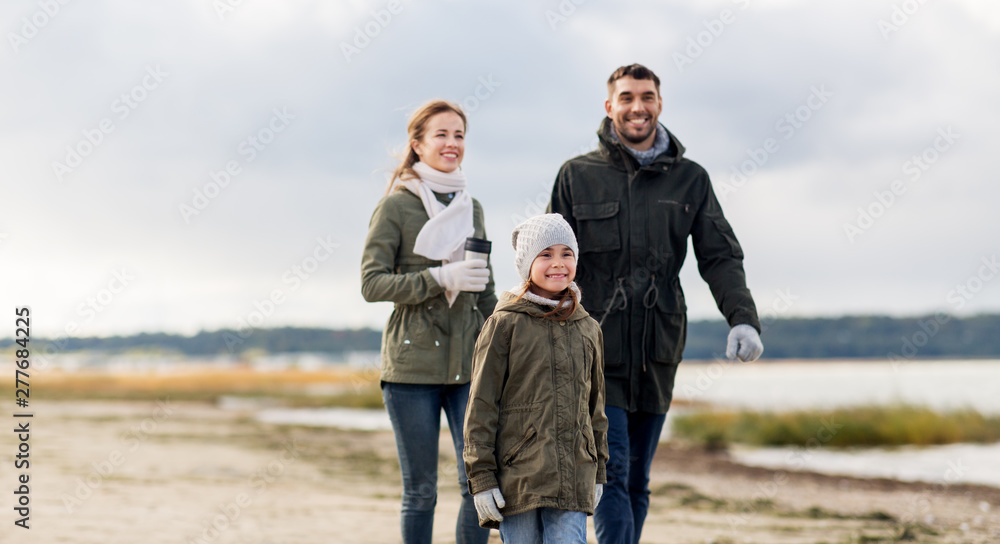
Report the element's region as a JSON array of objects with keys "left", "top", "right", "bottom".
[
  {"left": 596, "top": 117, "right": 686, "bottom": 168},
  {"left": 494, "top": 290, "right": 590, "bottom": 322}
]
